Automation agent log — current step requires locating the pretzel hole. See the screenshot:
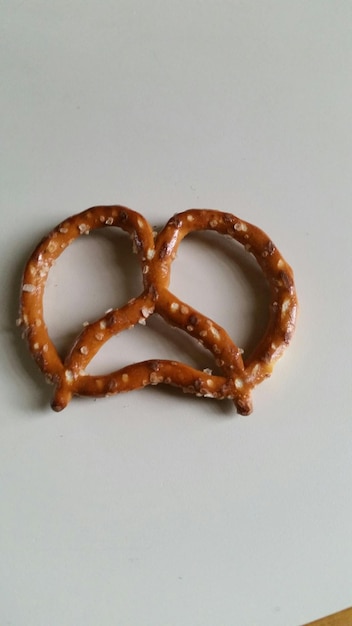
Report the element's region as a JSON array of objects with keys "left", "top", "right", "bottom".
[
  {"left": 170, "top": 230, "right": 270, "bottom": 361},
  {"left": 43, "top": 228, "right": 143, "bottom": 358},
  {"left": 85, "top": 313, "right": 216, "bottom": 375}
]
